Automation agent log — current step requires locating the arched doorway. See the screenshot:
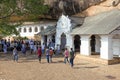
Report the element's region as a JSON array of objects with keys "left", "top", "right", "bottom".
[
  {"left": 61, "top": 33, "right": 66, "bottom": 50},
  {"left": 74, "top": 35, "right": 80, "bottom": 52}
]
